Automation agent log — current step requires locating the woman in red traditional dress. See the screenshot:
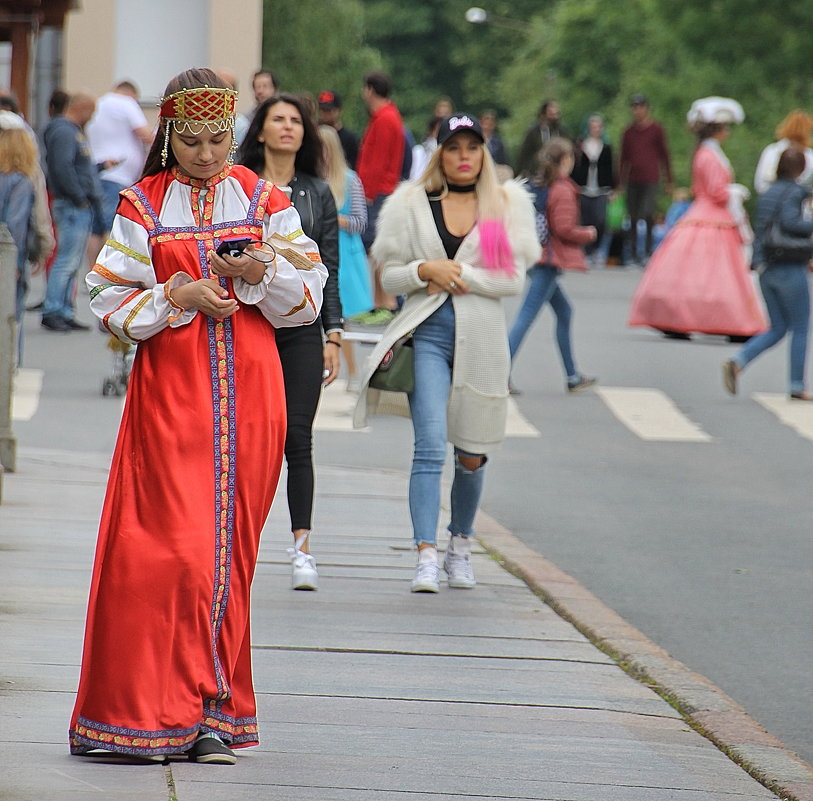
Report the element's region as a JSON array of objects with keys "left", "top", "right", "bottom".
[
  {"left": 628, "top": 97, "right": 766, "bottom": 340},
  {"left": 69, "top": 68, "right": 327, "bottom": 765}
]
